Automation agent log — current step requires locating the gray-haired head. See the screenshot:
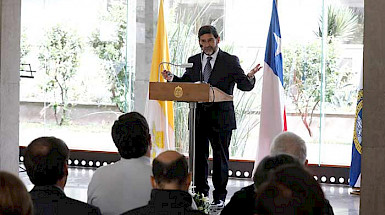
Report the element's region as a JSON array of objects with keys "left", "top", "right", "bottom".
[{"left": 270, "top": 132, "right": 307, "bottom": 164}]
